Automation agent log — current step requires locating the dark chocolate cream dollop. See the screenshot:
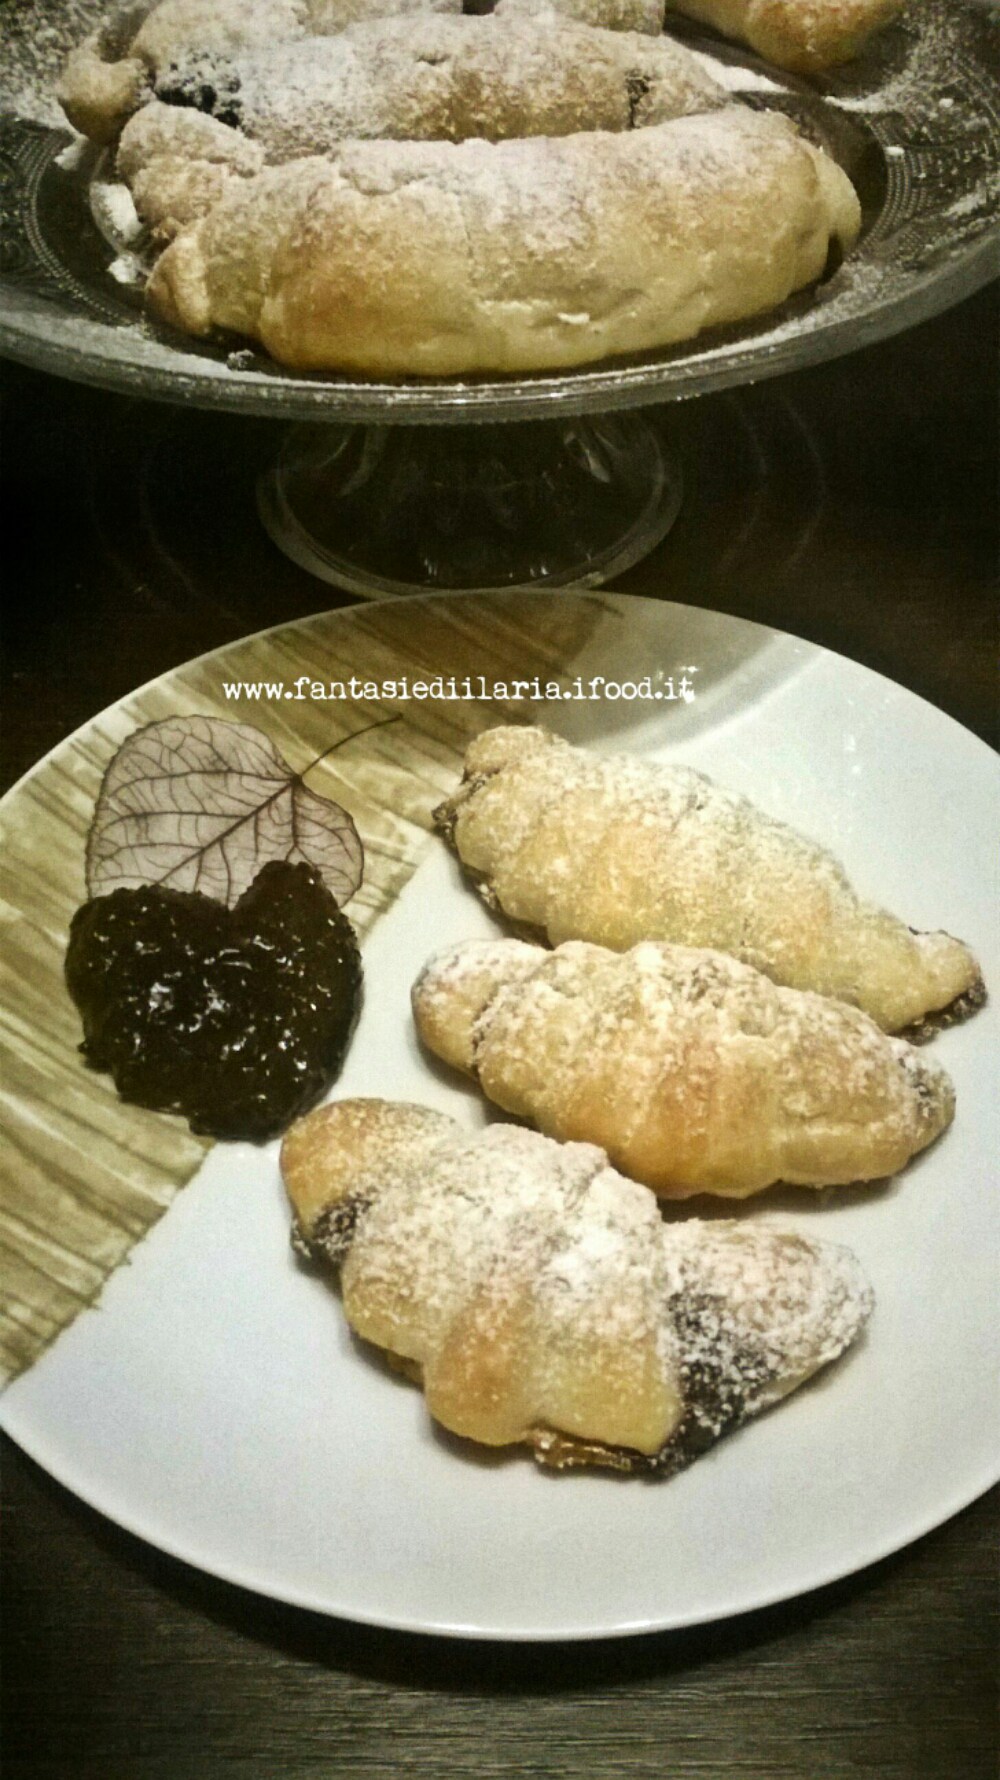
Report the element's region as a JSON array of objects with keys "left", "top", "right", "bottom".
[{"left": 65, "top": 860, "right": 362, "bottom": 1142}]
